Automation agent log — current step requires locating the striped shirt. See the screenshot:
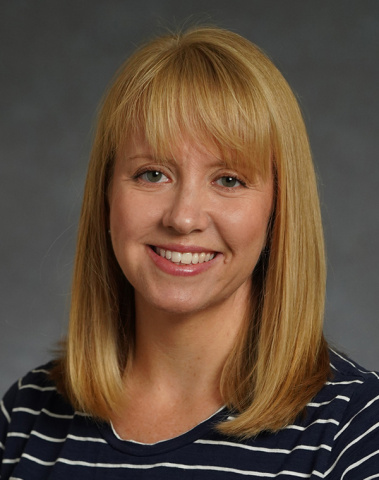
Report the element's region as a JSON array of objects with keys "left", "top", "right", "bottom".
[{"left": 1, "top": 349, "right": 379, "bottom": 479}]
